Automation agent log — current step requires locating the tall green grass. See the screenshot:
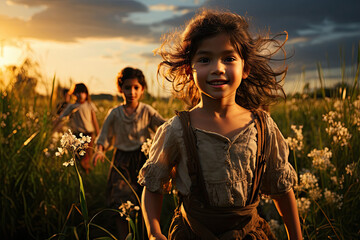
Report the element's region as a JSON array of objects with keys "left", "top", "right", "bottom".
[{"left": 1, "top": 45, "right": 359, "bottom": 239}]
